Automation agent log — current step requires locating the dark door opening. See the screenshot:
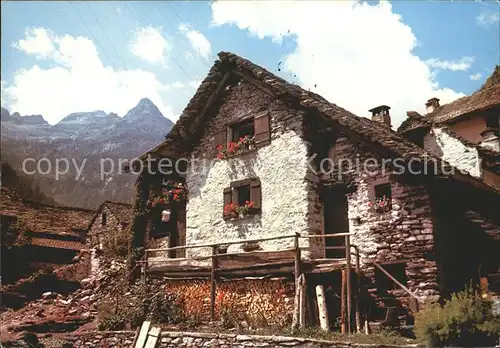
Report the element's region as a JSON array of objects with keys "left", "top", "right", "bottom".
[{"left": 323, "top": 189, "right": 349, "bottom": 258}]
